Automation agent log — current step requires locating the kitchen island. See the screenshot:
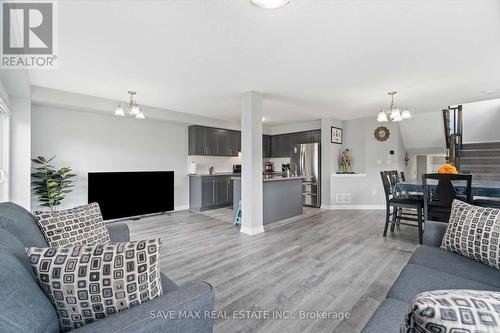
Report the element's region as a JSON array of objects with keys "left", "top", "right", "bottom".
[{"left": 232, "top": 175, "right": 304, "bottom": 224}]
